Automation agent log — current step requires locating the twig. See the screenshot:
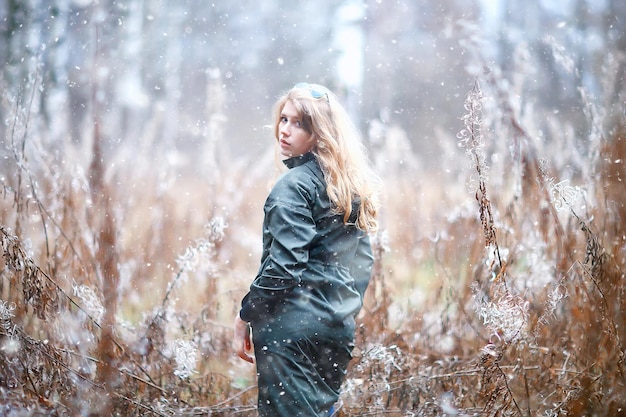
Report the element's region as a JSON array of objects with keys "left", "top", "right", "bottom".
[{"left": 210, "top": 385, "right": 257, "bottom": 409}]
